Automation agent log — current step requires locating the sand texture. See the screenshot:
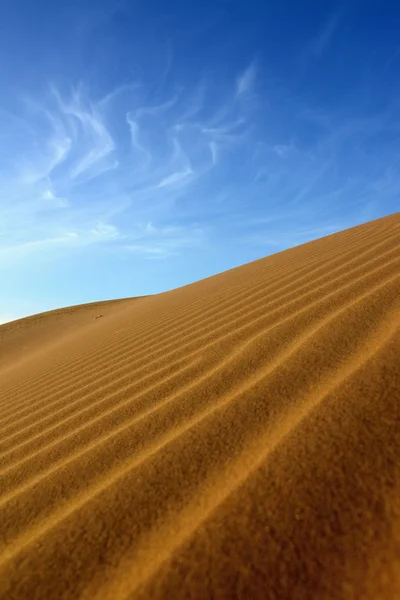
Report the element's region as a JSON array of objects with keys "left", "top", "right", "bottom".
[{"left": 0, "top": 213, "right": 400, "bottom": 599}]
